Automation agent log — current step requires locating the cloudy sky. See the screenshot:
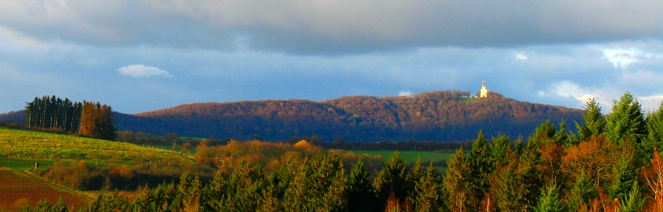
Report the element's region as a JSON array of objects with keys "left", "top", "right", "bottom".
[{"left": 1, "top": 0, "right": 662, "bottom": 114}]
